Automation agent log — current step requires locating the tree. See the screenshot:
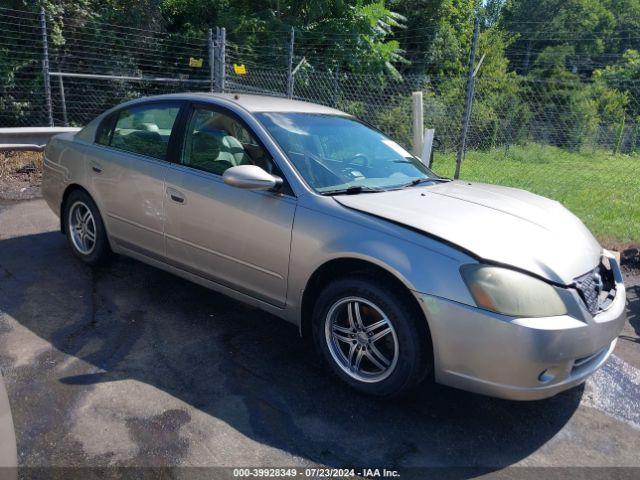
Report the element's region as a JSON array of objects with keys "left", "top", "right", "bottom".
[
  {"left": 160, "top": 0, "right": 407, "bottom": 75},
  {"left": 602, "top": 0, "right": 640, "bottom": 55},
  {"left": 501, "top": 0, "right": 615, "bottom": 76},
  {"left": 524, "top": 46, "right": 600, "bottom": 149}
]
